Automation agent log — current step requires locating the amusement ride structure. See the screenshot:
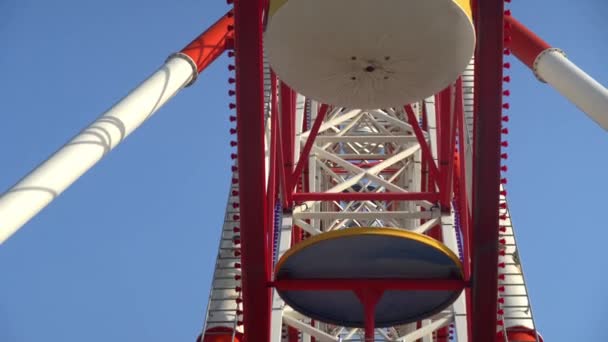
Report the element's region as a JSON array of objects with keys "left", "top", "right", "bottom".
[{"left": 1, "top": 1, "right": 607, "bottom": 342}]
